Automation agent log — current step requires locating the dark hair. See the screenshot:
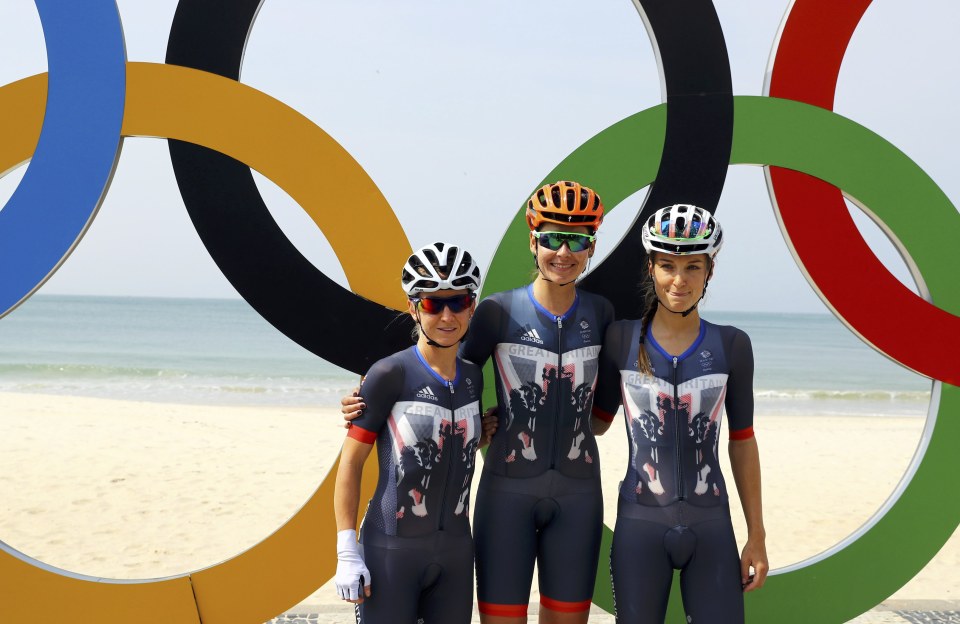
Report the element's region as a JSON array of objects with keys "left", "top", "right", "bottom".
[{"left": 636, "top": 280, "right": 659, "bottom": 376}]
